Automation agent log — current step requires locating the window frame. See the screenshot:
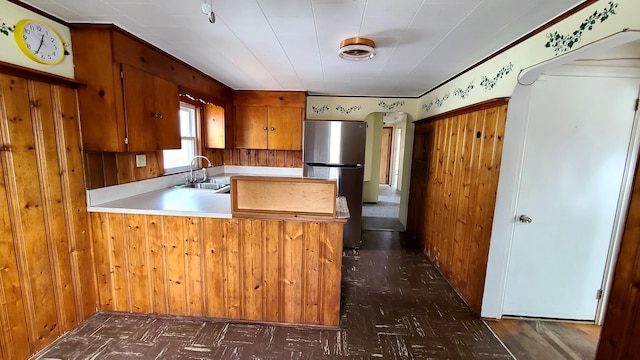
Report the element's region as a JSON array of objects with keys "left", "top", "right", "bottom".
[{"left": 162, "top": 101, "right": 201, "bottom": 174}]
